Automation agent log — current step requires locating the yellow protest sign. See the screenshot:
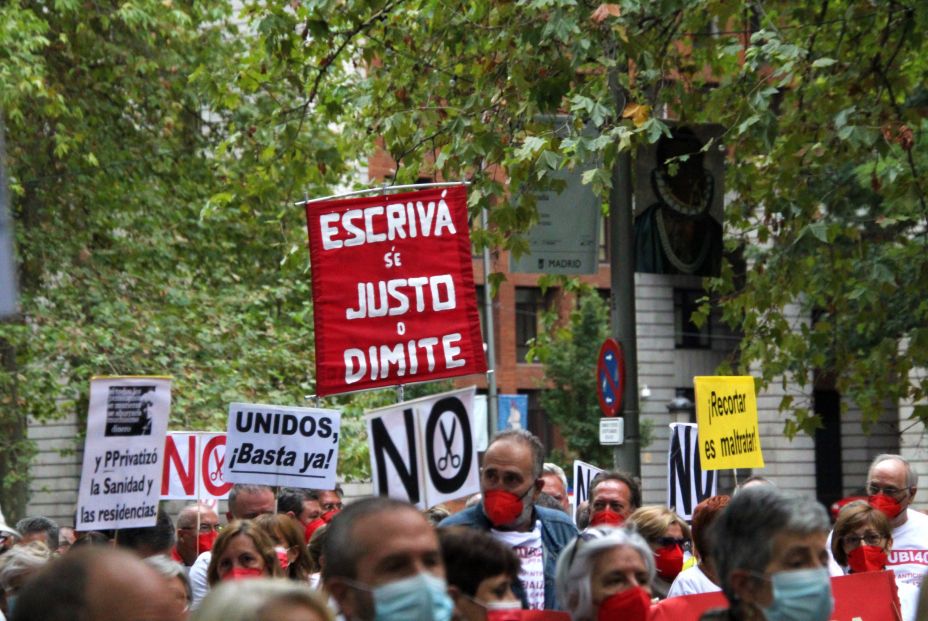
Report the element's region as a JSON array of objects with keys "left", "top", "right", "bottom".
[{"left": 694, "top": 376, "right": 765, "bottom": 470}]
